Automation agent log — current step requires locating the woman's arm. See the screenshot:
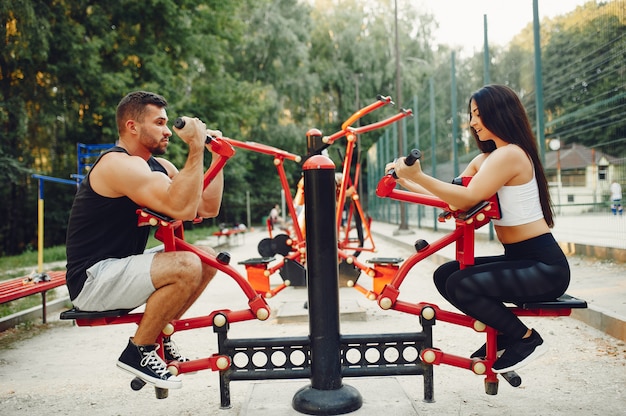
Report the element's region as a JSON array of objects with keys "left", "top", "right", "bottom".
[{"left": 392, "top": 148, "right": 522, "bottom": 211}]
